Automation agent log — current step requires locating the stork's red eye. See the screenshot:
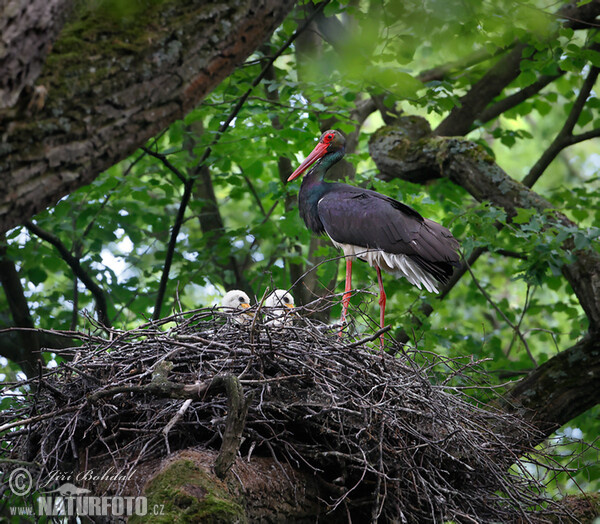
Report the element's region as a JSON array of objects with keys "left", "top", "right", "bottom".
[{"left": 325, "top": 133, "right": 333, "bottom": 142}]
